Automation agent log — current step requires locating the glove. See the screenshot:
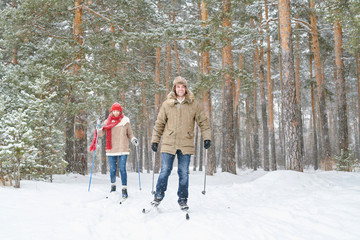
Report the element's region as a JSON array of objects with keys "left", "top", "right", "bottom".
[
  {"left": 151, "top": 142, "right": 158, "bottom": 152},
  {"left": 131, "top": 137, "right": 139, "bottom": 147},
  {"left": 204, "top": 140, "right": 211, "bottom": 149}
]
